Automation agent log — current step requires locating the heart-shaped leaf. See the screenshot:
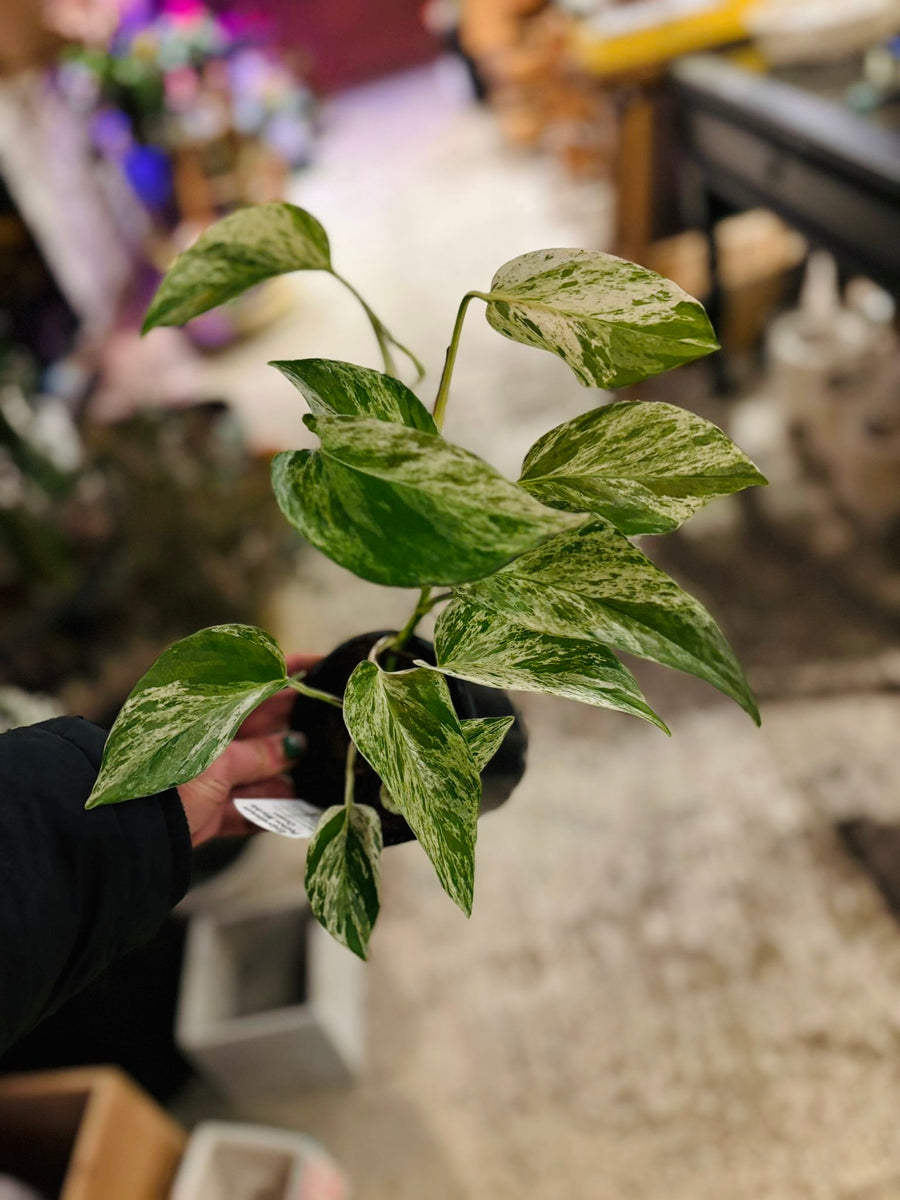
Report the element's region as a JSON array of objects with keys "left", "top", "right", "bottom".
[
  {"left": 519, "top": 401, "right": 767, "bottom": 534},
  {"left": 86, "top": 625, "right": 288, "bottom": 808},
  {"left": 269, "top": 359, "right": 437, "bottom": 433},
  {"left": 305, "top": 803, "right": 382, "bottom": 960},
  {"left": 484, "top": 249, "right": 718, "bottom": 389},
  {"left": 343, "top": 661, "right": 481, "bottom": 914},
  {"left": 271, "top": 415, "right": 582, "bottom": 588},
  {"left": 432, "top": 597, "right": 668, "bottom": 730},
  {"left": 456, "top": 521, "right": 759, "bottom": 722},
  {"left": 460, "top": 715, "right": 516, "bottom": 772},
  {"left": 143, "top": 203, "right": 332, "bottom": 332}
]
